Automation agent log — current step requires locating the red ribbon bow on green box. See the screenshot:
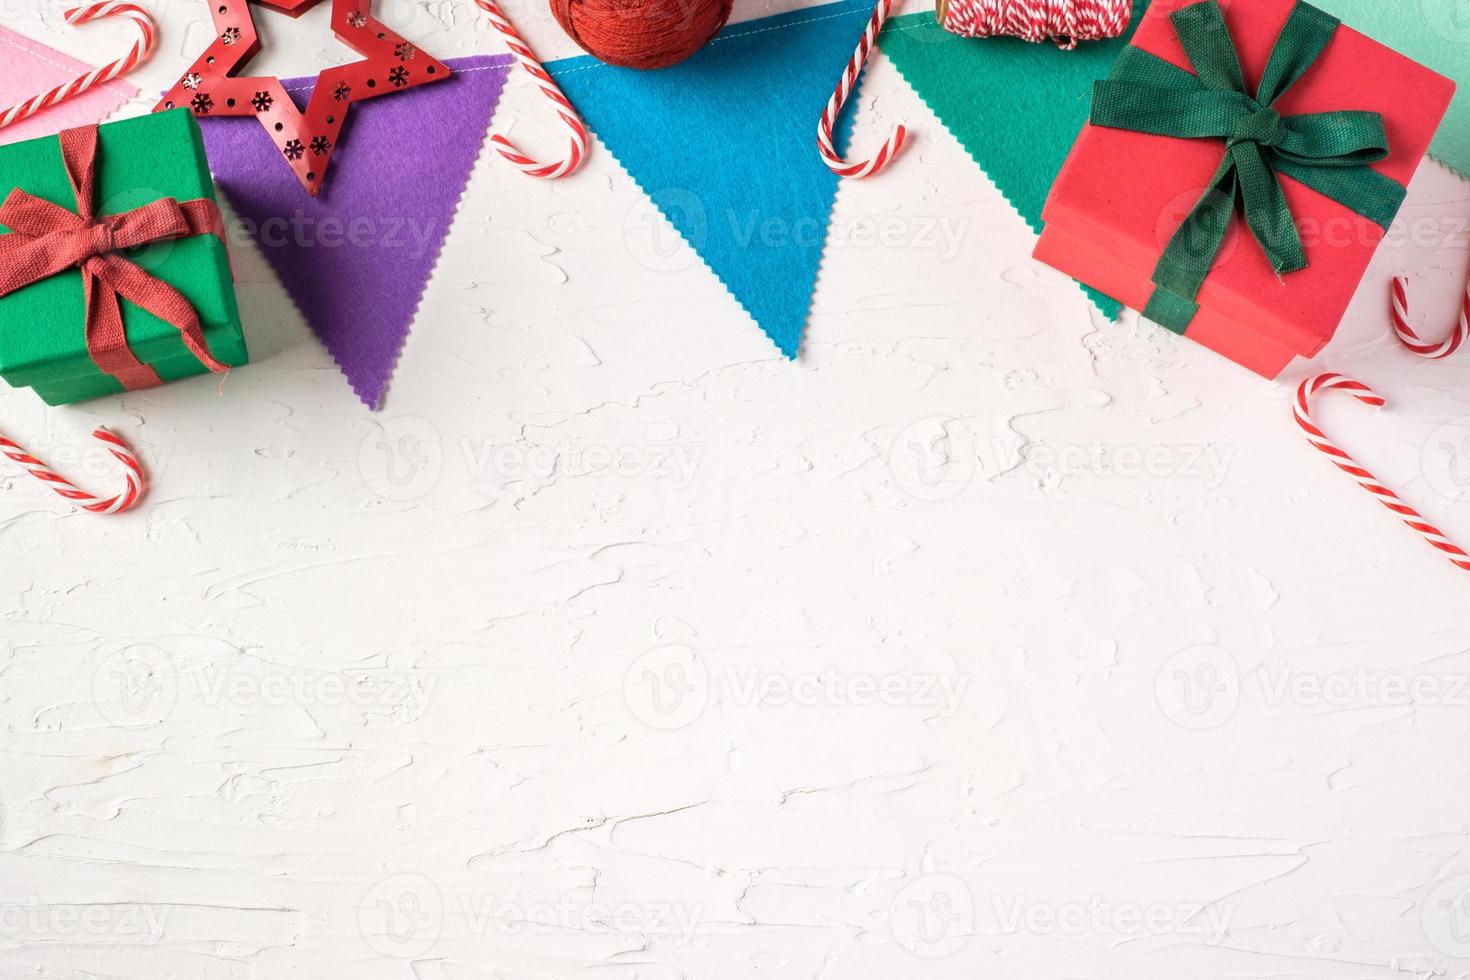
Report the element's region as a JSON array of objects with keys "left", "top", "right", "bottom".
[{"left": 0, "top": 124, "right": 227, "bottom": 390}]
